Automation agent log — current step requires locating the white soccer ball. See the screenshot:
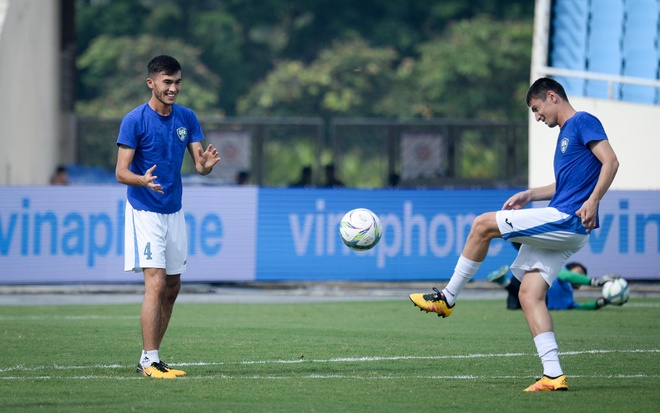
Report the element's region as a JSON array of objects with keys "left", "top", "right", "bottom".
[
  {"left": 339, "top": 208, "right": 383, "bottom": 251},
  {"left": 602, "top": 278, "right": 630, "bottom": 306}
]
